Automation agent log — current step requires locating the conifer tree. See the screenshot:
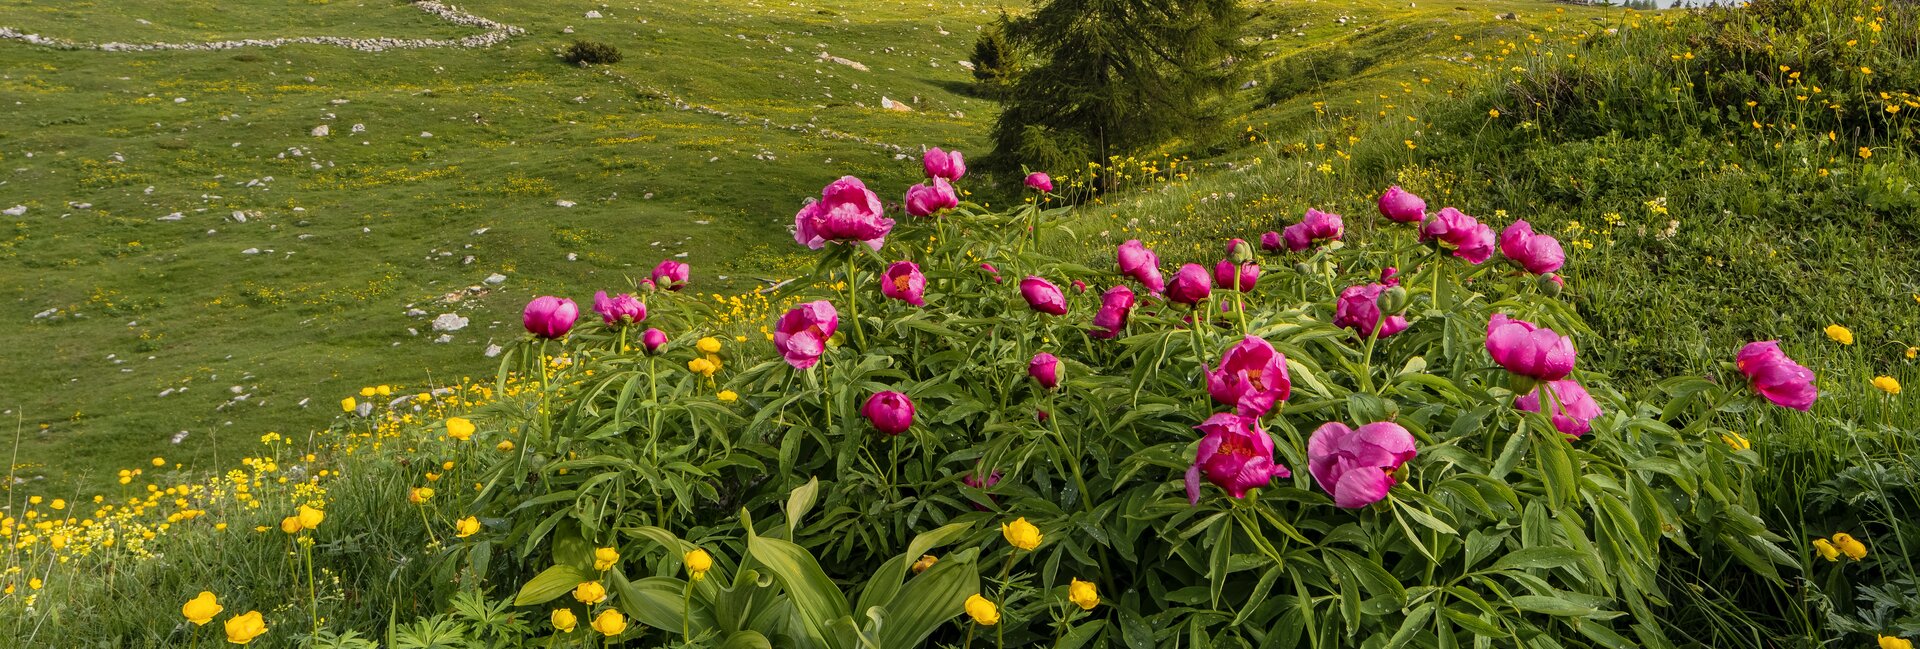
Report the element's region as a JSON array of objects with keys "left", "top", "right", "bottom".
[{"left": 989, "top": 0, "right": 1252, "bottom": 181}]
